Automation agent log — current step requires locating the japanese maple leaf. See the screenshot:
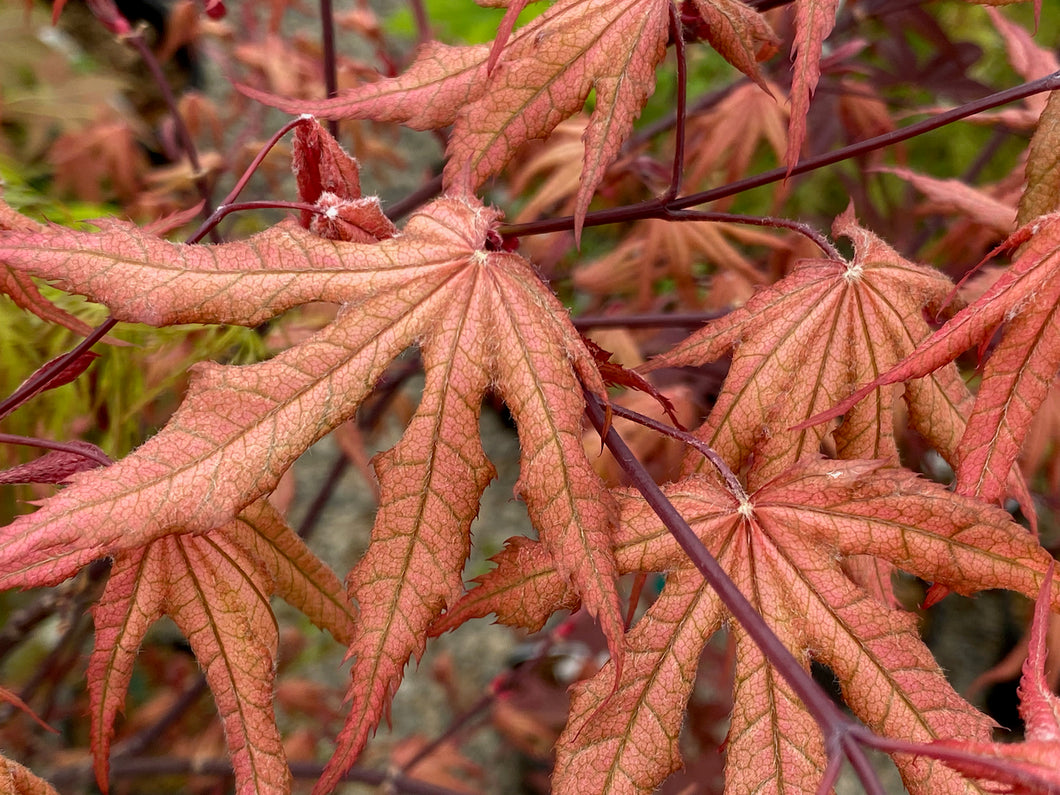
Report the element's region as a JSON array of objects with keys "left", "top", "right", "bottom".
[
  {"left": 573, "top": 216, "right": 776, "bottom": 309},
  {"left": 0, "top": 199, "right": 92, "bottom": 336},
  {"left": 88, "top": 499, "right": 354, "bottom": 795},
  {"left": 241, "top": 0, "right": 777, "bottom": 239},
  {"left": 439, "top": 460, "right": 1060, "bottom": 793},
  {"left": 0, "top": 193, "right": 622, "bottom": 791},
  {"left": 643, "top": 208, "right": 976, "bottom": 491},
  {"left": 810, "top": 212, "right": 1060, "bottom": 507},
  {"left": 785, "top": 0, "right": 841, "bottom": 167},
  {"left": 883, "top": 166, "right": 1018, "bottom": 237},
  {"left": 683, "top": 78, "right": 788, "bottom": 193},
  {"left": 923, "top": 563, "right": 1060, "bottom": 793},
  {"left": 0, "top": 757, "right": 58, "bottom": 795}
]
